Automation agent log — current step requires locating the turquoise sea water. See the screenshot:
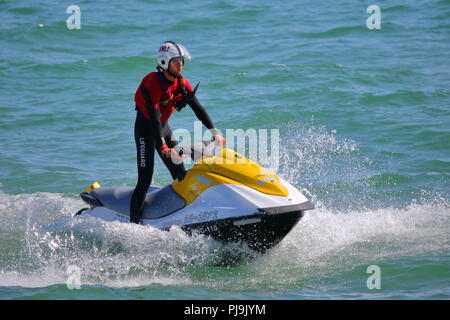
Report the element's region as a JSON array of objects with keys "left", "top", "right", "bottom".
[{"left": 0, "top": 0, "right": 449, "bottom": 299}]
